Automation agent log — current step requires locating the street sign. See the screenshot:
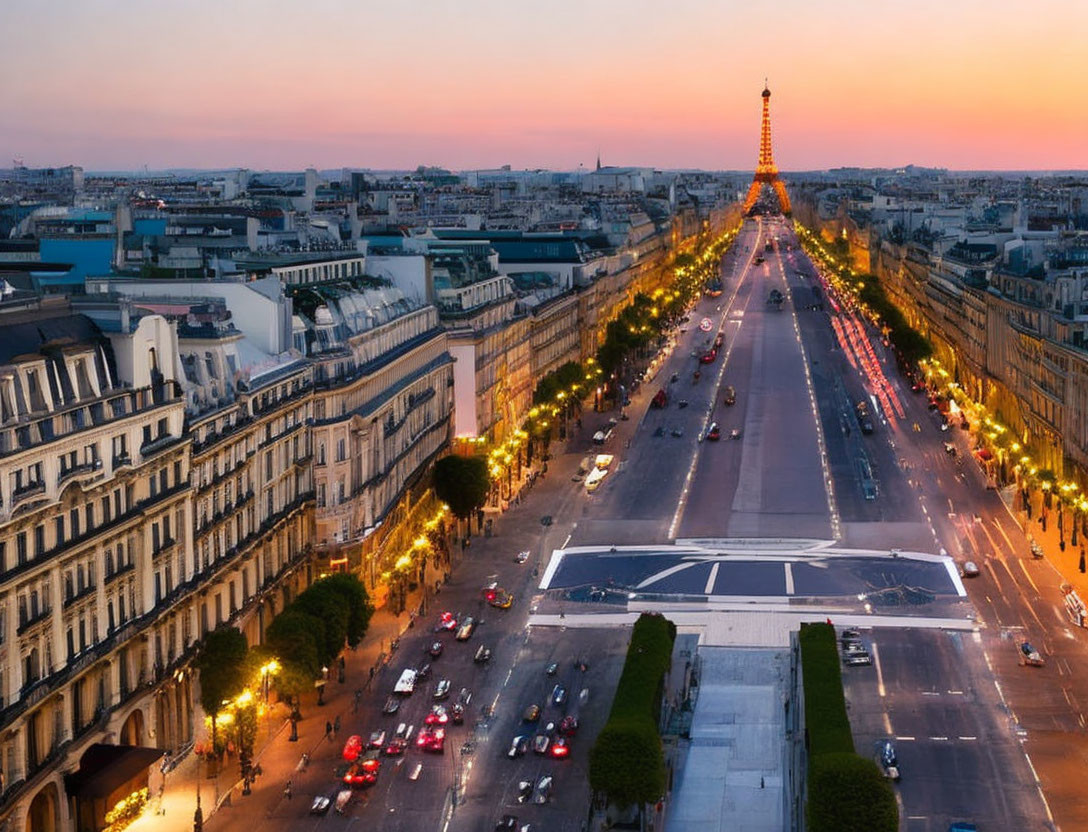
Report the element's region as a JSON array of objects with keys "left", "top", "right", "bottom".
[{"left": 699, "top": 318, "right": 713, "bottom": 332}]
